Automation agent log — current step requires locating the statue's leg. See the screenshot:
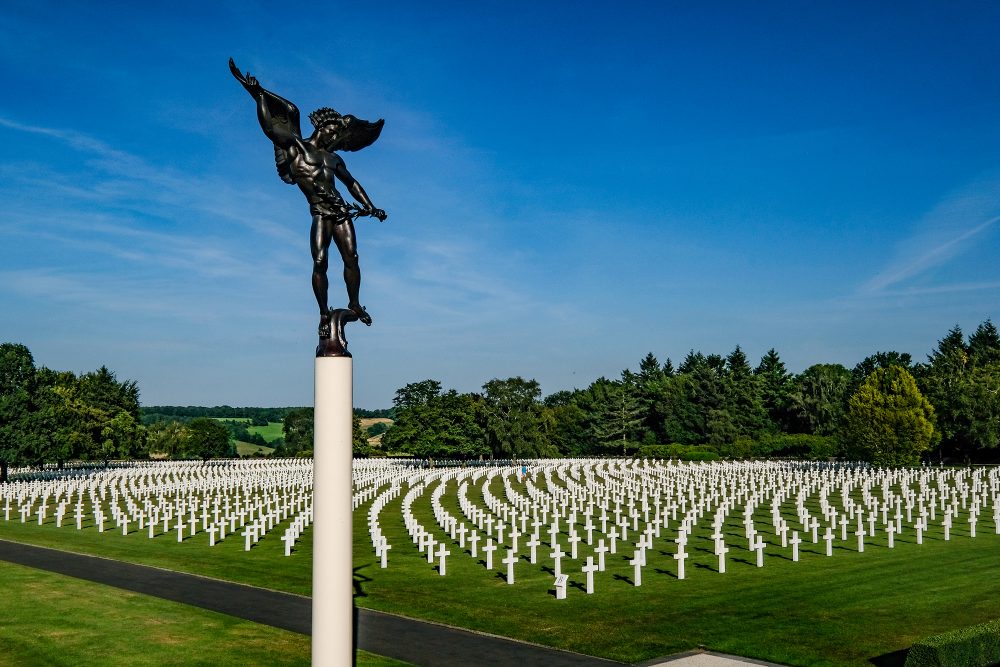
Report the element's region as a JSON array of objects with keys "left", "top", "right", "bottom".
[
  {"left": 333, "top": 219, "right": 371, "bottom": 325},
  {"left": 311, "top": 214, "right": 334, "bottom": 337}
]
